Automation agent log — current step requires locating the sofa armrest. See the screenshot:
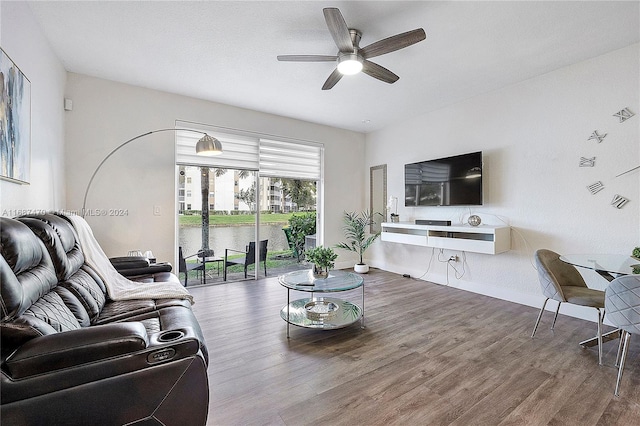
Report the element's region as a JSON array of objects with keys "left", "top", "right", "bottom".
[
  {"left": 5, "top": 323, "right": 148, "bottom": 379},
  {"left": 110, "top": 256, "right": 150, "bottom": 270},
  {"left": 117, "top": 263, "right": 173, "bottom": 278}
]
